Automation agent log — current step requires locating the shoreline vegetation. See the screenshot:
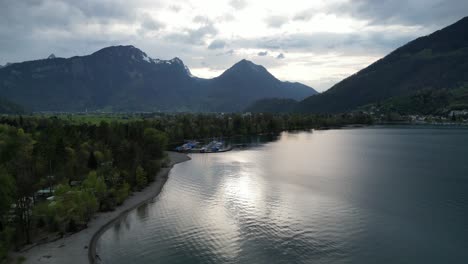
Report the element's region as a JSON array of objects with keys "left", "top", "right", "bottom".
[
  {"left": 0, "top": 113, "right": 372, "bottom": 263},
  {"left": 88, "top": 152, "right": 190, "bottom": 264},
  {"left": 13, "top": 152, "right": 190, "bottom": 264}
]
